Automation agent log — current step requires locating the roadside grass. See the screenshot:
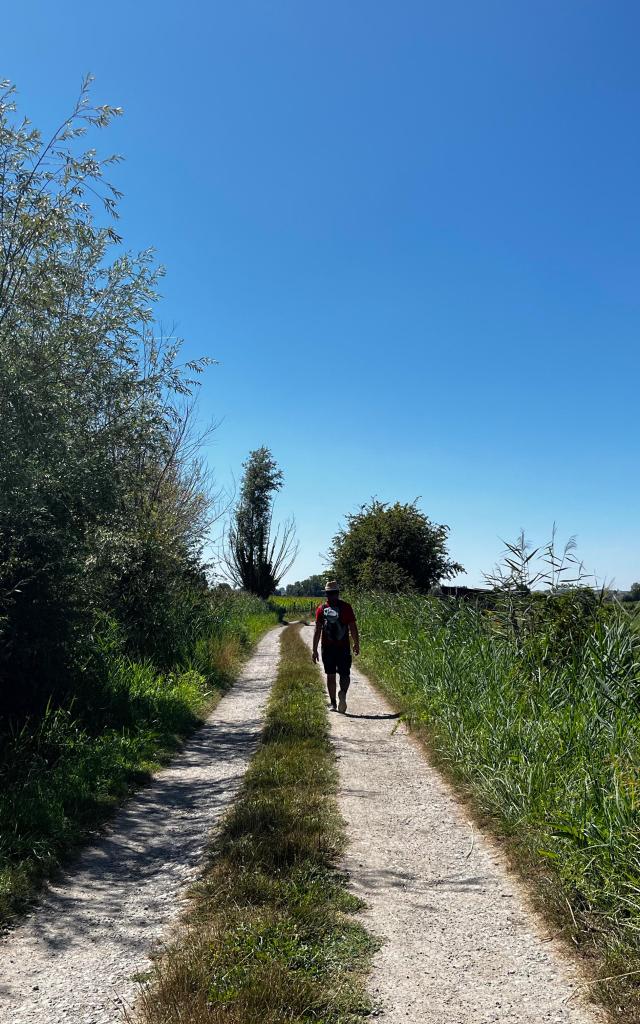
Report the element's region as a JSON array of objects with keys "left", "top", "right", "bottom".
[
  {"left": 0, "top": 594, "right": 278, "bottom": 928},
  {"left": 135, "top": 624, "right": 377, "bottom": 1024},
  {"left": 354, "top": 592, "right": 640, "bottom": 1023}
]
